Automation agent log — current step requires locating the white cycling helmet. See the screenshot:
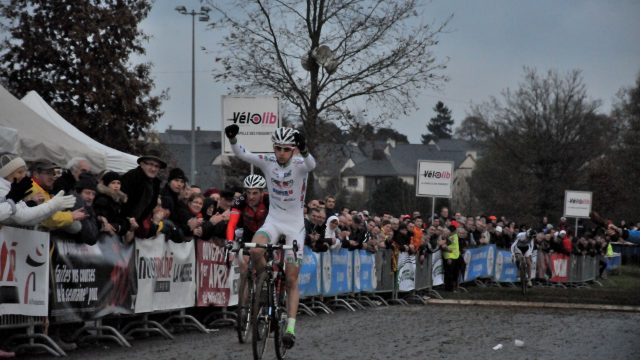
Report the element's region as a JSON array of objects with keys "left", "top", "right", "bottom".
[
  {"left": 271, "top": 127, "right": 297, "bottom": 145},
  {"left": 243, "top": 174, "right": 266, "bottom": 189}
]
